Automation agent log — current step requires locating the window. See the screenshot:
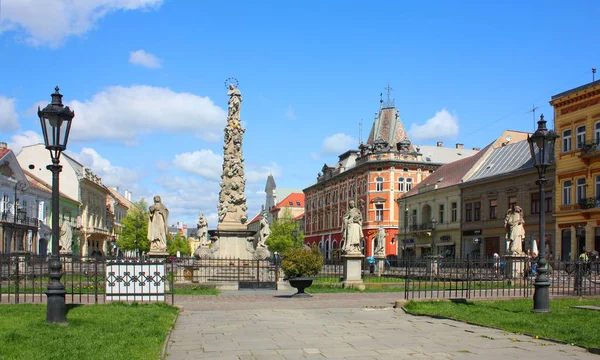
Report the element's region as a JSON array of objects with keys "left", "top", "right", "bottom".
[
  {"left": 562, "top": 129, "right": 572, "bottom": 152},
  {"left": 289, "top": 201, "right": 293, "bottom": 206},
  {"left": 0, "top": 194, "right": 8, "bottom": 214},
  {"left": 563, "top": 180, "right": 572, "bottom": 205},
  {"left": 406, "top": 178, "right": 413, "bottom": 191},
  {"left": 545, "top": 191, "right": 552, "bottom": 213},
  {"left": 465, "top": 203, "right": 472, "bottom": 222},
  {"left": 576, "top": 178, "right": 586, "bottom": 202},
  {"left": 576, "top": 125, "right": 586, "bottom": 149},
  {"left": 508, "top": 196, "right": 517, "bottom": 211},
  {"left": 489, "top": 199, "right": 498, "bottom": 219},
  {"left": 412, "top": 209, "right": 417, "bottom": 225},
  {"left": 596, "top": 175, "right": 600, "bottom": 199},
  {"left": 375, "top": 204, "right": 384, "bottom": 222},
  {"left": 451, "top": 202, "right": 457, "bottom": 222},
  {"left": 376, "top": 177, "right": 384, "bottom": 191},
  {"left": 531, "top": 193, "right": 540, "bottom": 214},
  {"left": 296, "top": 201, "right": 301, "bottom": 206},
  {"left": 403, "top": 168, "right": 408, "bottom": 172},
  {"left": 595, "top": 122, "right": 600, "bottom": 147},
  {"left": 398, "top": 178, "right": 405, "bottom": 192},
  {"left": 474, "top": 201, "right": 481, "bottom": 221},
  {"left": 439, "top": 204, "right": 444, "bottom": 224}
]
